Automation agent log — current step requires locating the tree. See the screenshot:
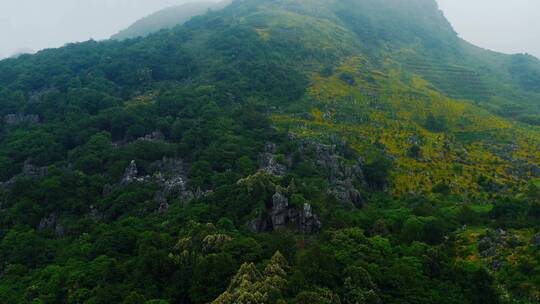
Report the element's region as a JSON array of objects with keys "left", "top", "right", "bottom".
[
  {"left": 123, "top": 292, "right": 146, "bottom": 304},
  {"left": 424, "top": 113, "right": 448, "bottom": 132},
  {"left": 190, "top": 253, "right": 237, "bottom": 303},
  {"left": 343, "top": 266, "right": 381, "bottom": 304},
  {"left": 402, "top": 216, "right": 425, "bottom": 243},
  {"left": 294, "top": 289, "right": 341, "bottom": 304},
  {"left": 212, "top": 252, "right": 289, "bottom": 304},
  {"left": 363, "top": 156, "right": 392, "bottom": 191},
  {"left": 407, "top": 144, "right": 422, "bottom": 159}
]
